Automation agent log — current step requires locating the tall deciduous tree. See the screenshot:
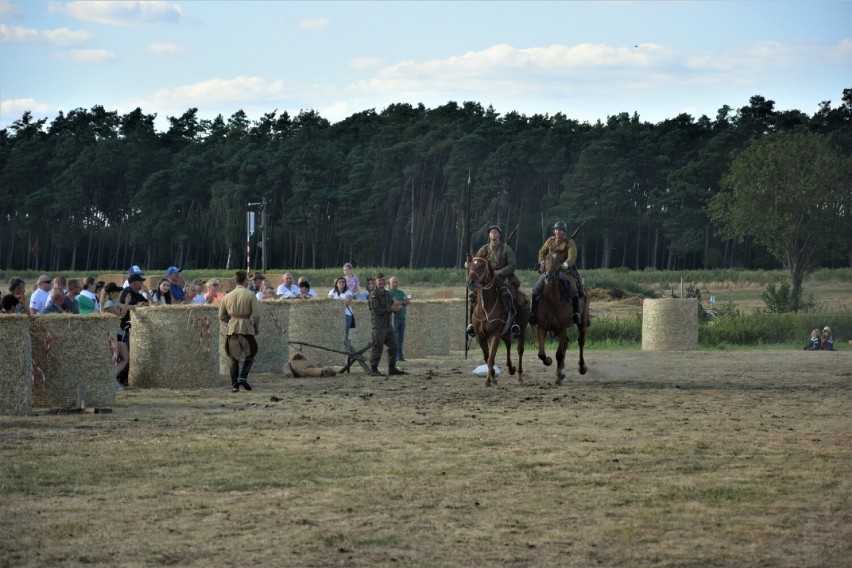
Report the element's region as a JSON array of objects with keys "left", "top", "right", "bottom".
[{"left": 708, "top": 131, "right": 850, "bottom": 310}]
